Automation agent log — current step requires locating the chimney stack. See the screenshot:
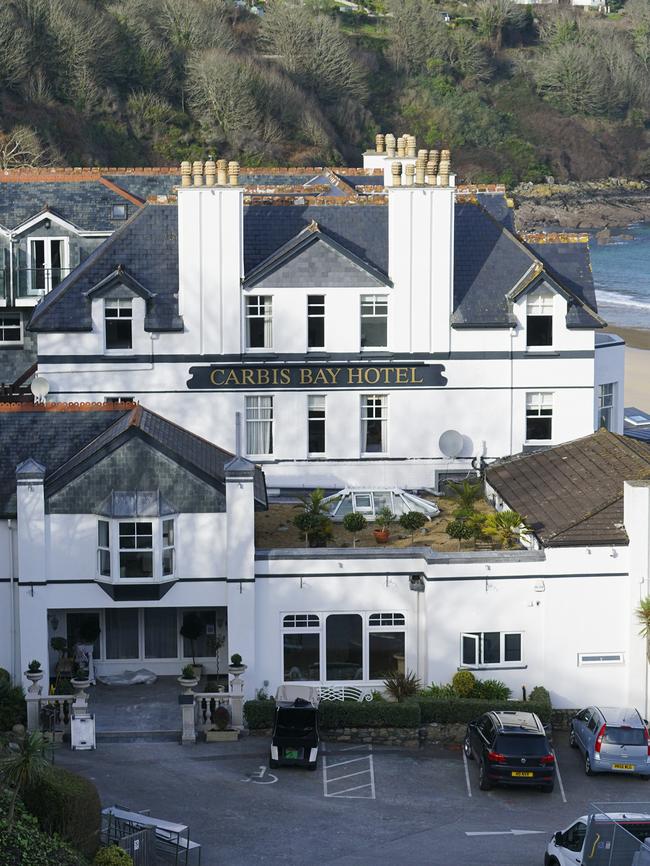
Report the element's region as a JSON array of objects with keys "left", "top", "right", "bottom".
[
  {"left": 217, "top": 159, "right": 228, "bottom": 186},
  {"left": 438, "top": 149, "right": 451, "bottom": 187},
  {"left": 416, "top": 156, "right": 426, "bottom": 186},
  {"left": 375, "top": 133, "right": 385, "bottom": 154},
  {"left": 205, "top": 158, "right": 216, "bottom": 187},
  {"left": 391, "top": 162, "right": 402, "bottom": 187},
  {"left": 181, "top": 161, "right": 192, "bottom": 187},
  {"left": 192, "top": 160, "right": 204, "bottom": 187}
]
